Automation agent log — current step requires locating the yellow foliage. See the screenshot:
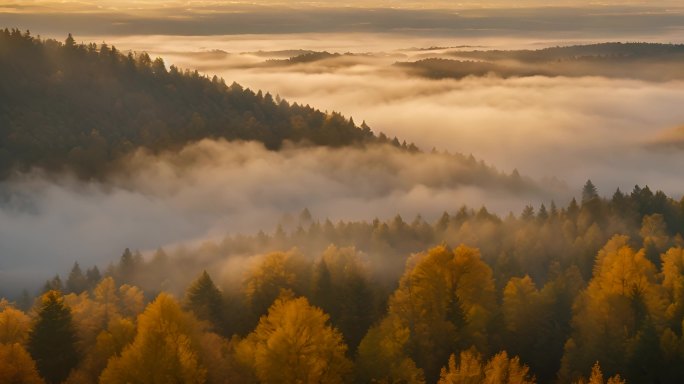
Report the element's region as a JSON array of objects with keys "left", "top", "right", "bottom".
[
  {"left": 0, "top": 305, "right": 31, "bottom": 345},
  {"left": 438, "top": 350, "right": 483, "bottom": 384},
  {"left": 385, "top": 244, "right": 496, "bottom": 379},
  {"left": 438, "top": 350, "right": 535, "bottom": 384},
  {"left": 100, "top": 293, "right": 206, "bottom": 384},
  {"left": 356, "top": 316, "right": 425, "bottom": 384},
  {"left": 237, "top": 295, "right": 352, "bottom": 384},
  {"left": 243, "top": 251, "right": 309, "bottom": 315},
  {"left": 0, "top": 342, "right": 45, "bottom": 384}
]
